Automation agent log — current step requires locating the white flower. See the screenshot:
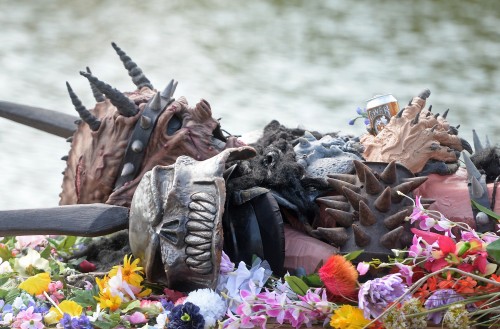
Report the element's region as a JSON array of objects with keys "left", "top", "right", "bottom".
[
  {"left": 0, "top": 257, "right": 13, "bottom": 274},
  {"left": 107, "top": 267, "right": 136, "bottom": 300},
  {"left": 154, "top": 312, "right": 169, "bottom": 328},
  {"left": 185, "top": 289, "right": 227, "bottom": 329},
  {"left": 13, "top": 249, "right": 50, "bottom": 276}
]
